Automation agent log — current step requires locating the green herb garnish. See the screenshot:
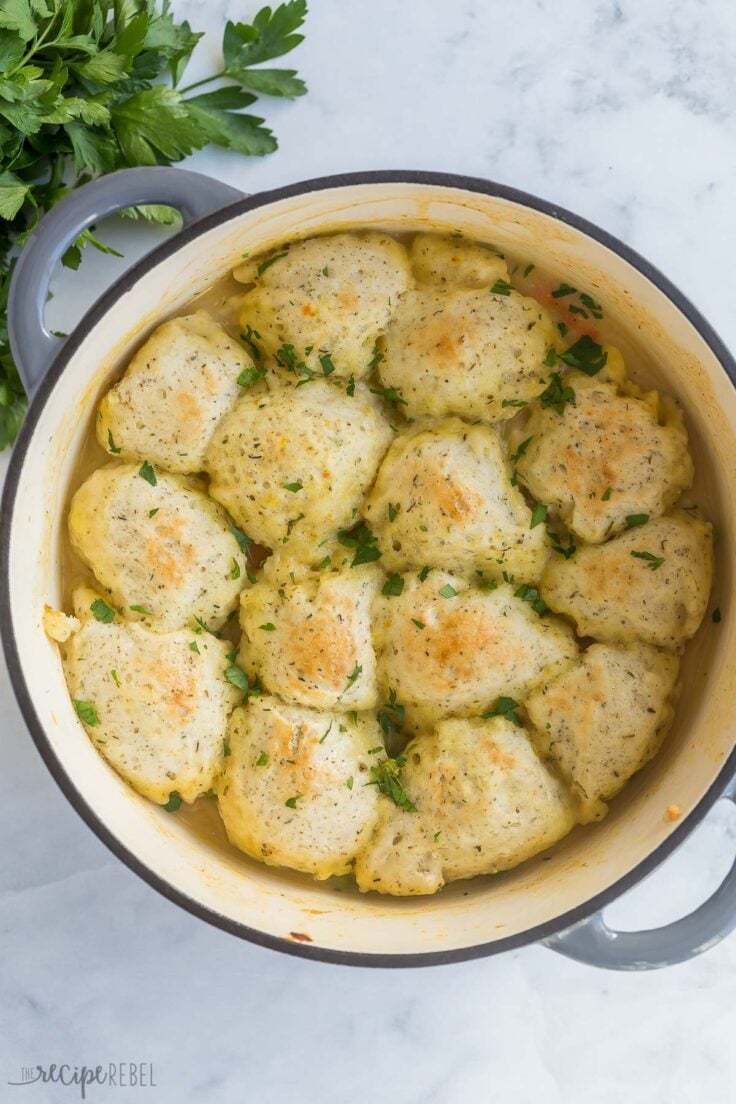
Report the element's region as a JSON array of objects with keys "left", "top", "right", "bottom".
[
  {"left": 230, "top": 525, "right": 254, "bottom": 553},
  {"left": 439, "top": 583, "right": 458, "bottom": 598},
  {"left": 319, "top": 352, "right": 336, "bottom": 376},
  {"left": 530, "top": 503, "right": 548, "bottom": 529},
  {"left": 491, "top": 279, "right": 512, "bottom": 296},
  {"left": 514, "top": 583, "right": 547, "bottom": 615},
  {"left": 139, "top": 461, "right": 157, "bottom": 486},
  {"left": 369, "top": 385, "right": 407, "bottom": 409},
  {"left": 625, "top": 514, "right": 649, "bottom": 528},
  {"left": 256, "top": 252, "right": 289, "bottom": 276},
  {"left": 368, "top": 756, "right": 416, "bottom": 812},
  {"left": 382, "top": 574, "right": 405, "bottom": 597},
  {"left": 162, "top": 792, "right": 182, "bottom": 813},
  {"left": 237, "top": 362, "right": 268, "bottom": 389},
  {"left": 630, "top": 550, "right": 664, "bottom": 571},
  {"left": 559, "top": 335, "right": 608, "bottom": 376},
  {"left": 481, "top": 696, "right": 522, "bottom": 725},
  {"left": 285, "top": 793, "right": 303, "bottom": 809},
  {"left": 388, "top": 502, "right": 400, "bottom": 522},
  {"left": 283, "top": 481, "right": 303, "bottom": 492},
  {"left": 130, "top": 604, "right": 154, "bottom": 616},
  {"left": 230, "top": 558, "right": 241, "bottom": 580},
  {"left": 107, "top": 430, "right": 122, "bottom": 454},
  {"left": 337, "top": 522, "right": 382, "bottom": 566},
  {"left": 256, "top": 752, "right": 269, "bottom": 766},
  {"left": 225, "top": 665, "right": 250, "bottom": 692},
  {"left": 539, "top": 371, "right": 575, "bottom": 414},
  {"left": 90, "top": 598, "right": 116, "bottom": 623},
  {"left": 74, "top": 699, "right": 99, "bottom": 726}
]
